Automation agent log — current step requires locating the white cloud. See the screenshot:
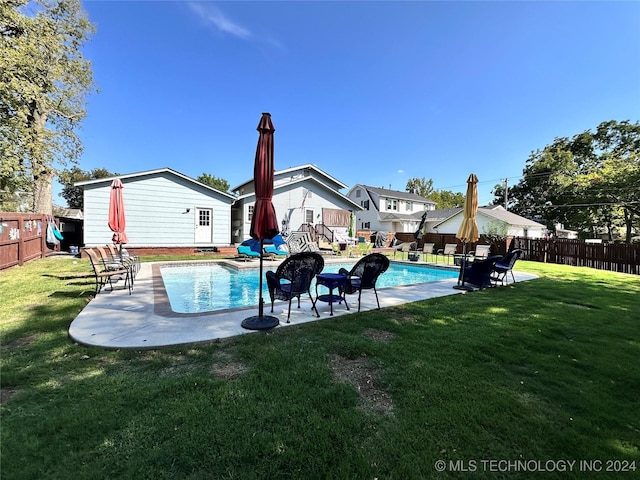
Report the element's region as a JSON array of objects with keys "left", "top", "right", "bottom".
[
  {"left": 397, "top": 169, "right": 404, "bottom": 174},
  {"left": 187, "top": 2, "right": 251, "bottom": 39}
]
